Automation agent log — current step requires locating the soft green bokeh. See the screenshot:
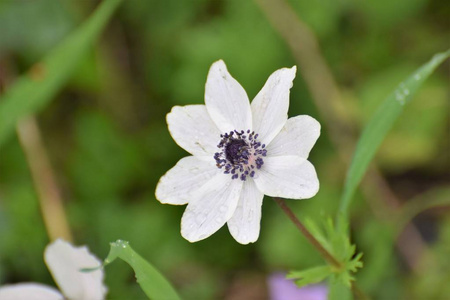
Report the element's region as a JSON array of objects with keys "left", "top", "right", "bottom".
[{"left": 0, "top": 0, "right": 448, "bottom": 299}]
